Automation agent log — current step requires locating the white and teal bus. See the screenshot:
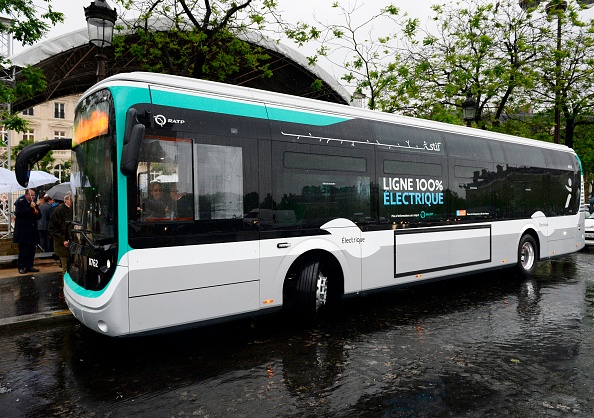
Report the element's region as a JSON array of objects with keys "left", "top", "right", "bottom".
[{"left": 17, "top": 72, "right": 585, "bottom": 336}]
